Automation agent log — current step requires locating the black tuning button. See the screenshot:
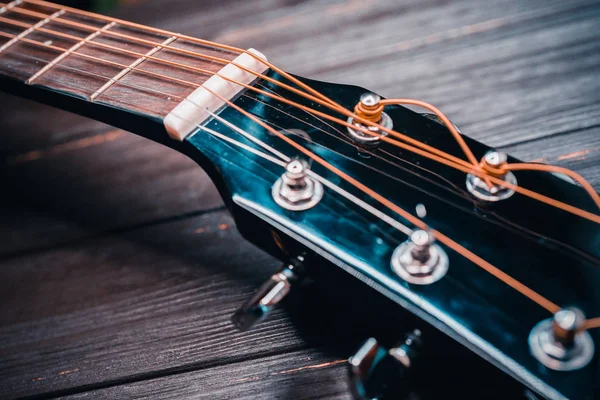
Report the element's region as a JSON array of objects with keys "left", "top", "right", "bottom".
[
  {"left": 231, "top": 256, "right": 304, "bottom": 331},
  {"left": 349, "top": 329, "right": 422, "bottom": 400}
]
